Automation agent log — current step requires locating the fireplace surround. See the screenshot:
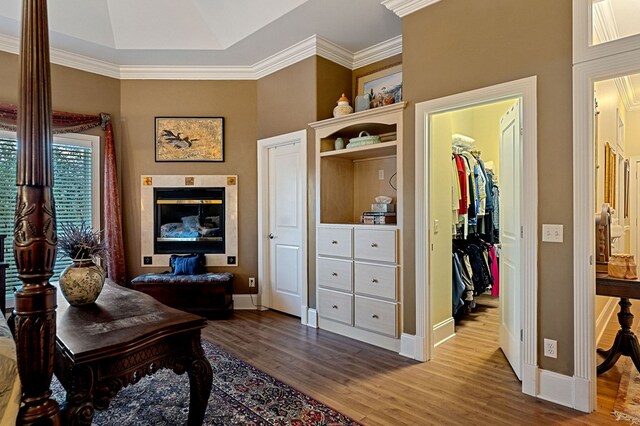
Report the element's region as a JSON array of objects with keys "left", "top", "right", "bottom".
[{"left": 141, "top": 175, "right": 238, "bottom": 267}]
